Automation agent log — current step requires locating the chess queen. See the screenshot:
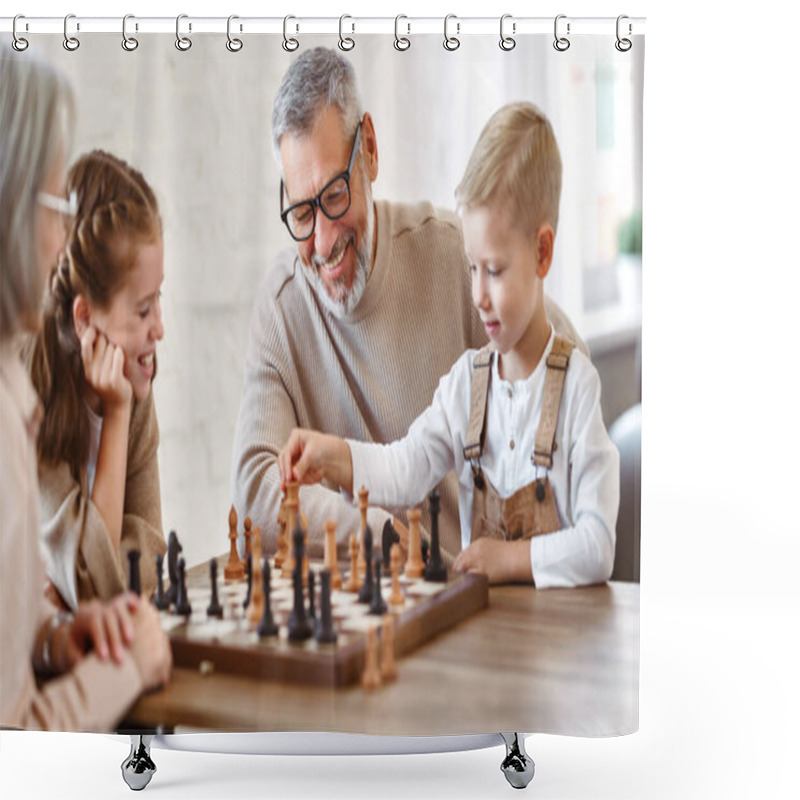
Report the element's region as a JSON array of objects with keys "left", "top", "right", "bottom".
[{"left": 26, "top": 150, "right": 167, "bottom": 609}]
